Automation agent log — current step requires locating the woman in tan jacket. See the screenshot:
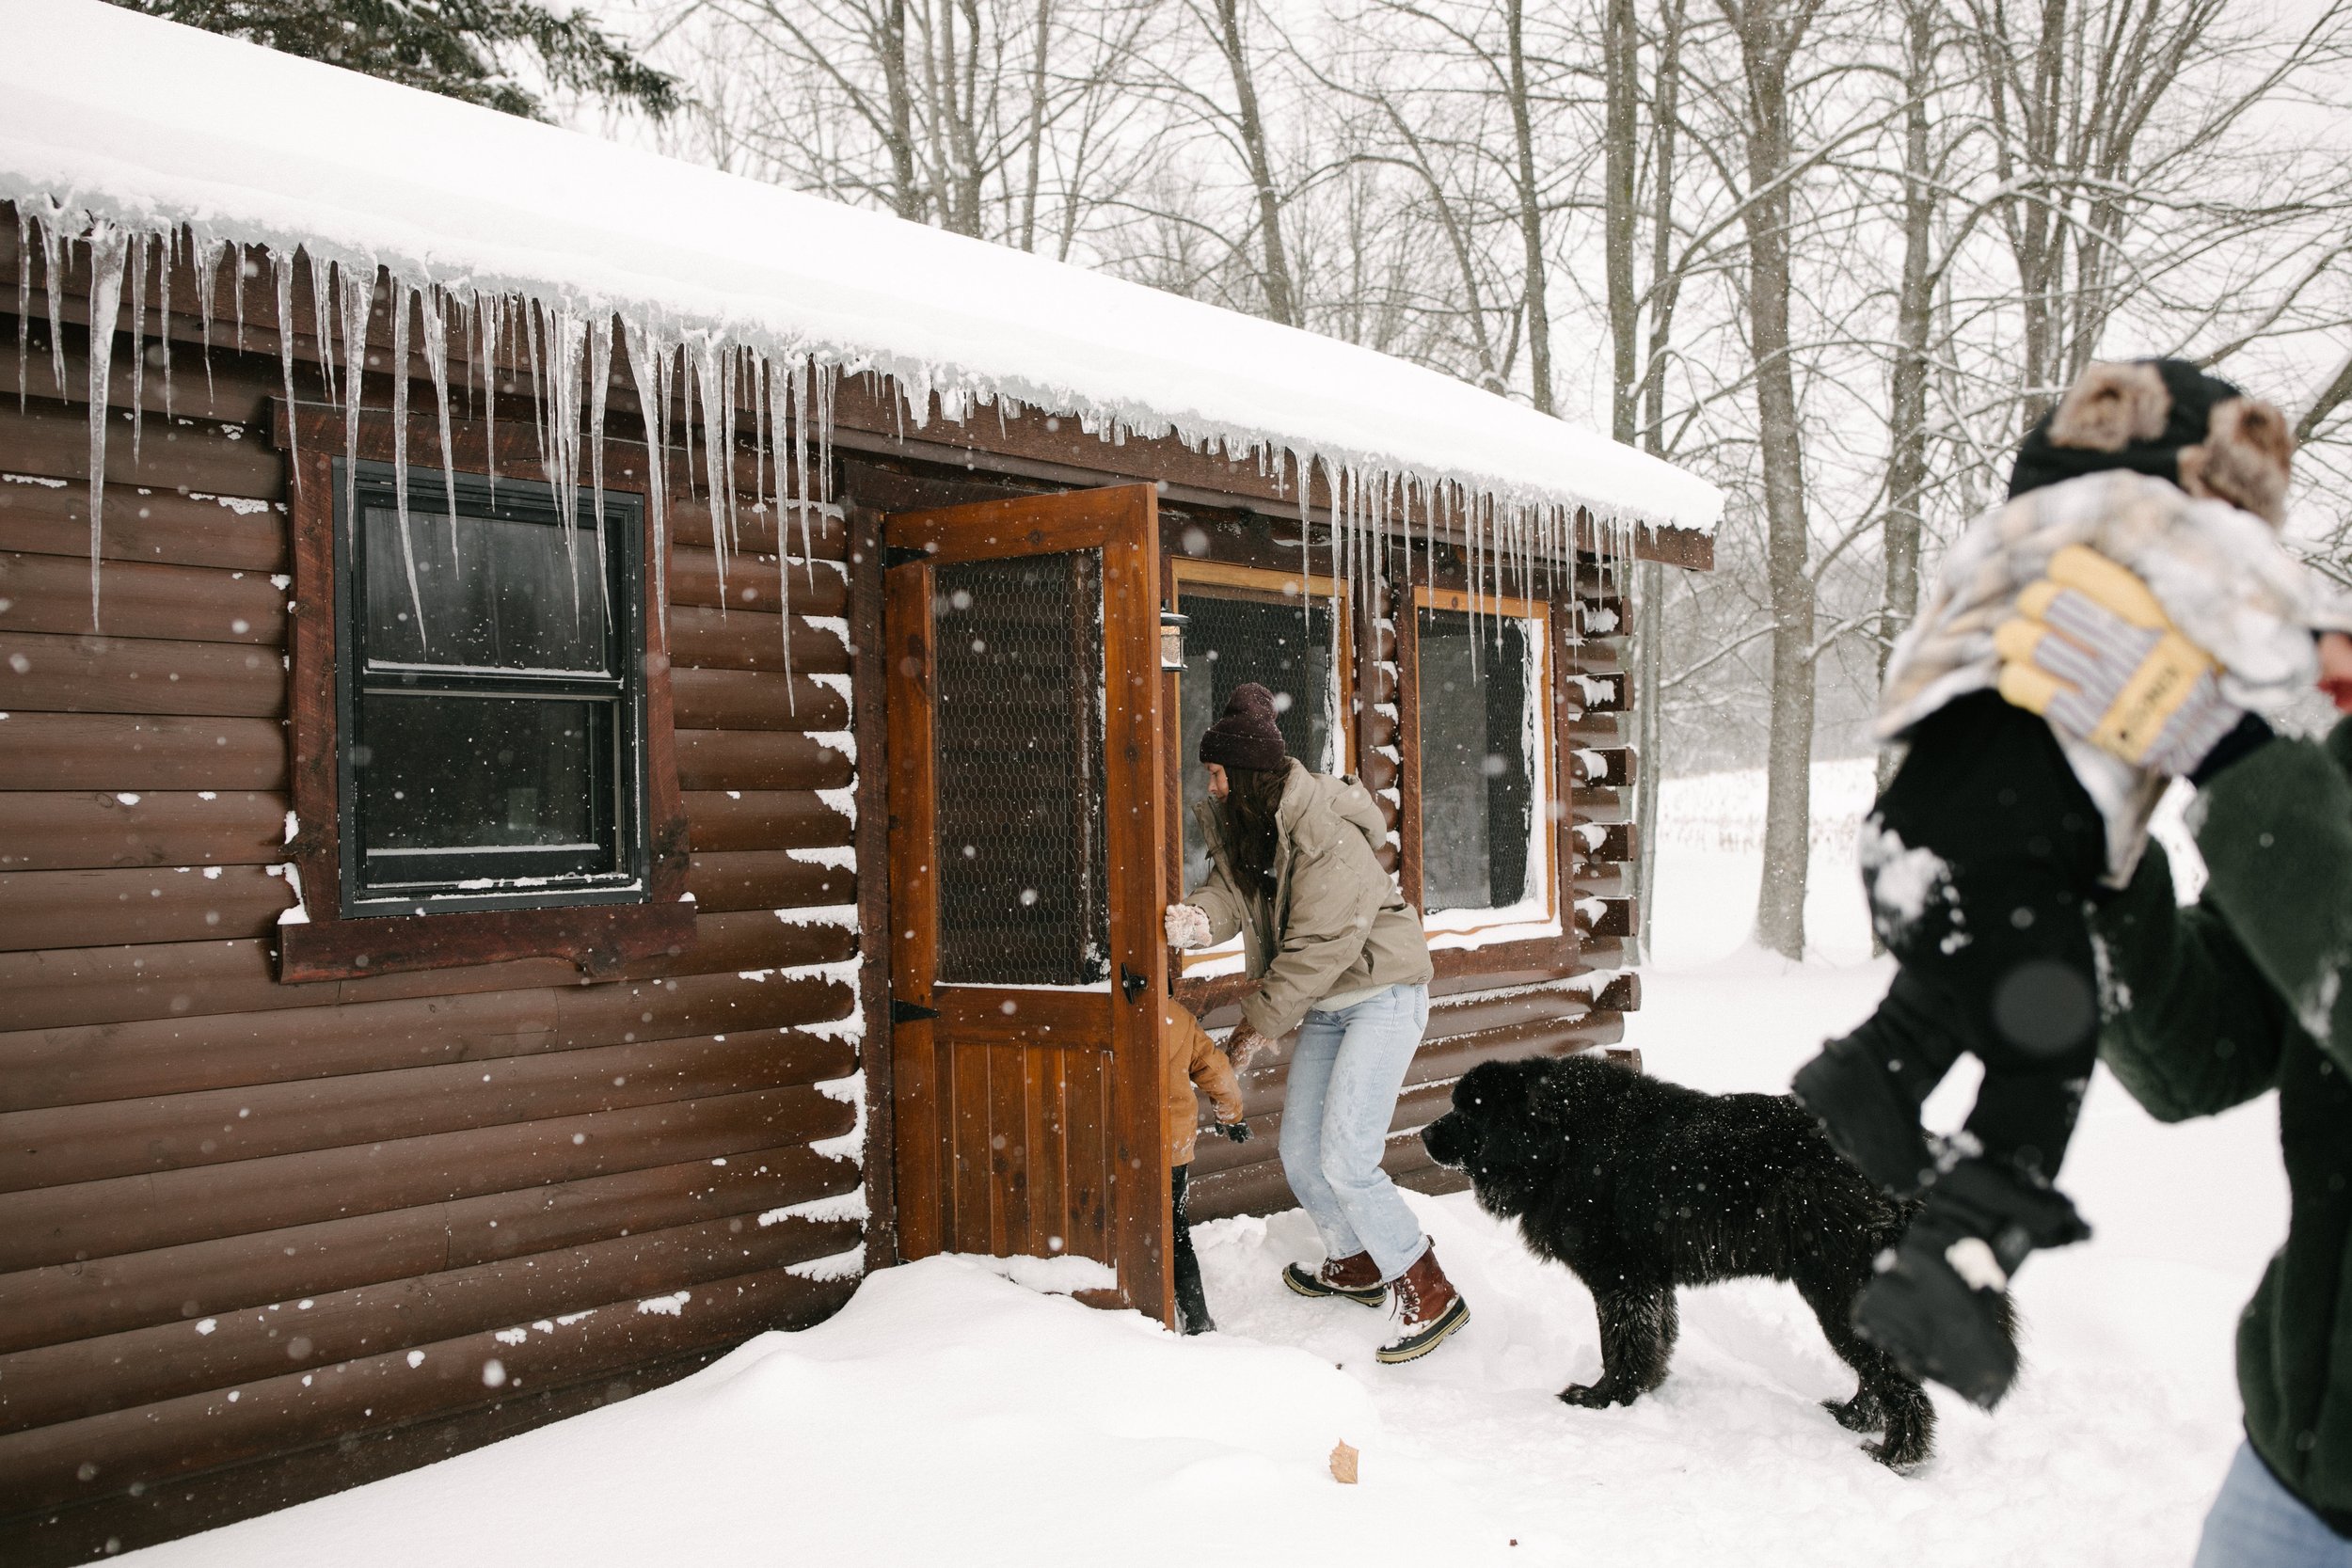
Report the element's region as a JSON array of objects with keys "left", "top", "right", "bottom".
[{"left": 1165, "top": 684, "right": 1467, "bottom": 1363}]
